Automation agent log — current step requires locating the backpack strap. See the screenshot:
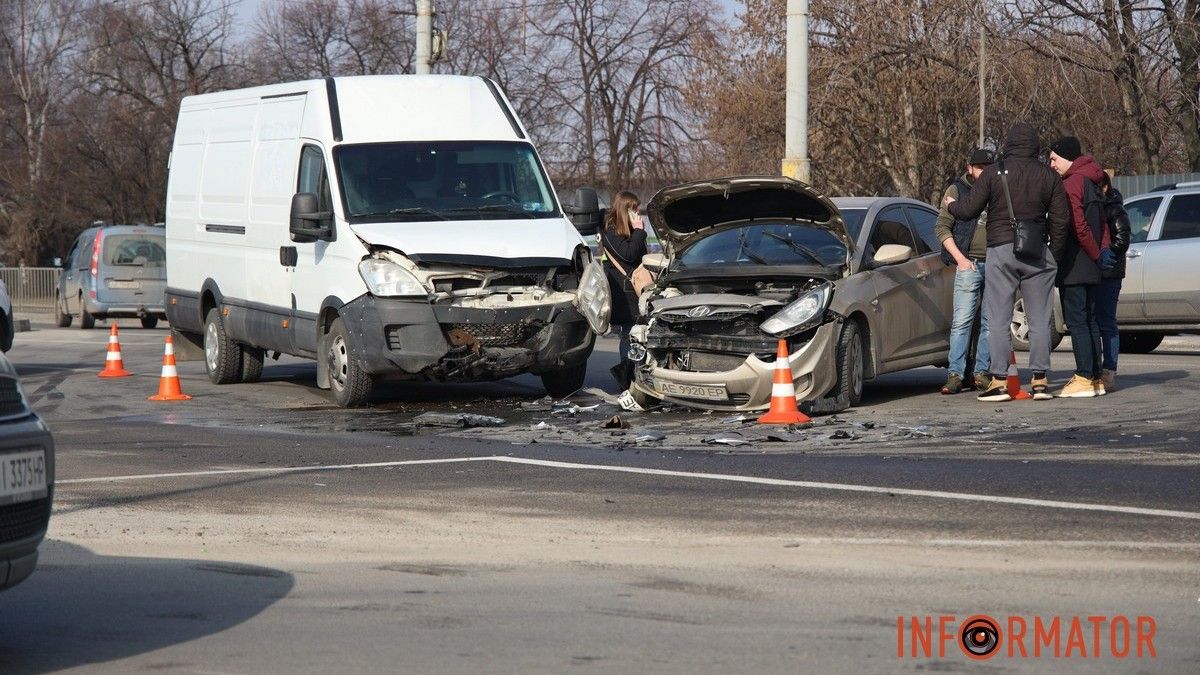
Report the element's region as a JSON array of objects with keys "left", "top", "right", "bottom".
[{"left": 997, "top": 161, "right": 1018, "bottom": 228}]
